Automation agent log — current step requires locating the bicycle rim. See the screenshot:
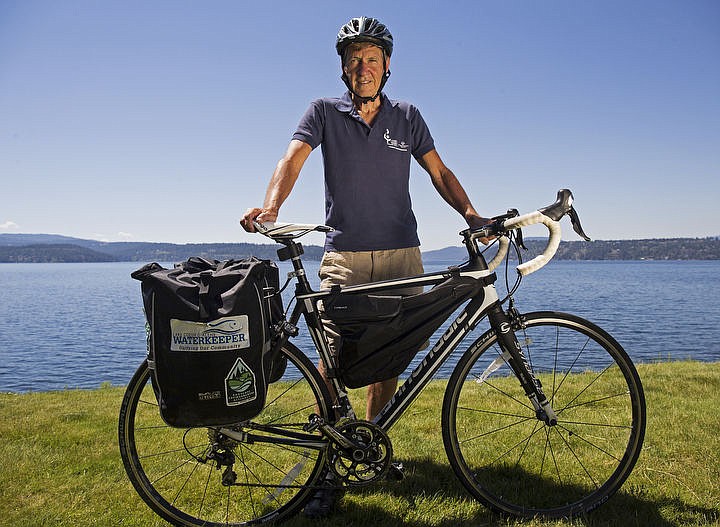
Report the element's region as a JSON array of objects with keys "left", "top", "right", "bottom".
[
  {"left": 443, "top": 311, "right": 646, "bottom": 518},
  {"left": 118, "top": 343, "right": 332, "bottom": 526}
]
